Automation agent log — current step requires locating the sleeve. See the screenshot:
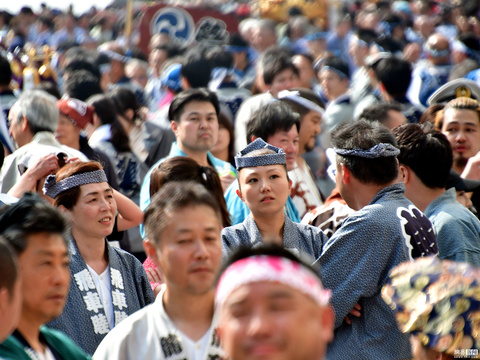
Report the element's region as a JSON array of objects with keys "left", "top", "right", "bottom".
[{"left": 316, "top": 213, "right": 402, "bottom": 328}]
